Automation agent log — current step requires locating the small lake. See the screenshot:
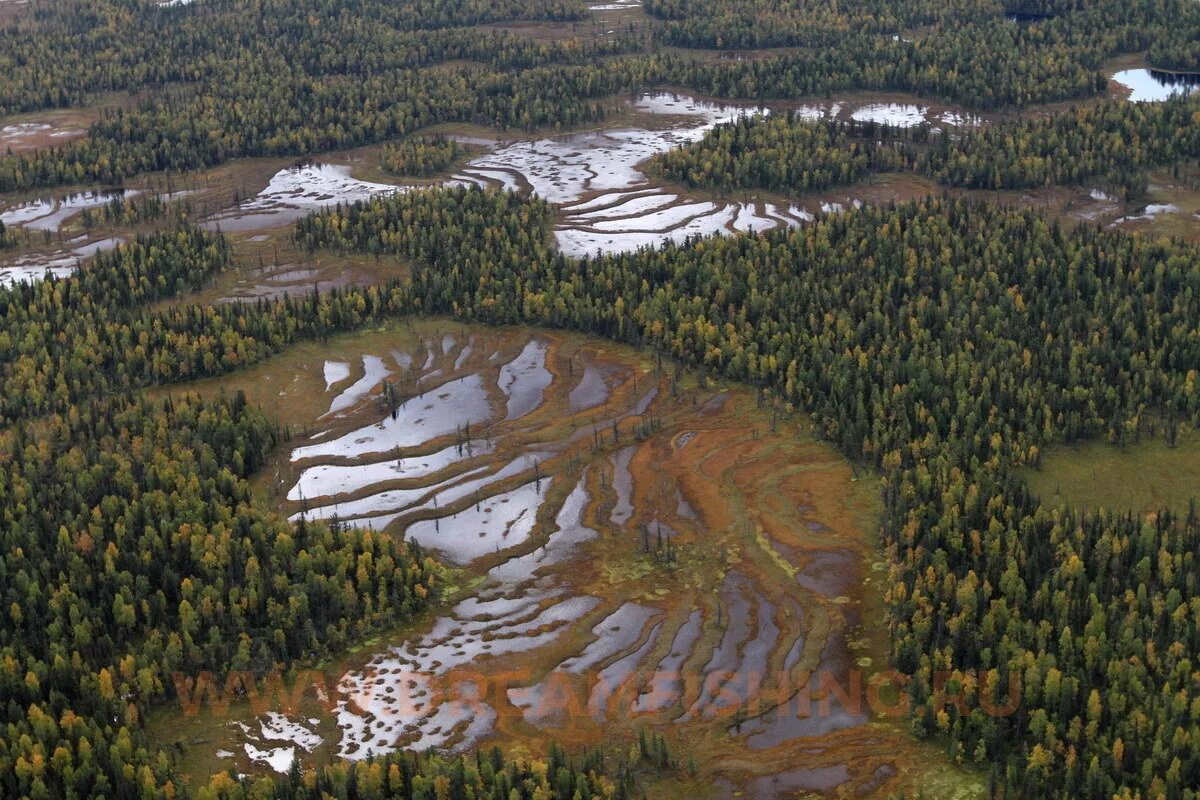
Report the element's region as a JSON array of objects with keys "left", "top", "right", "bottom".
[
  {"left": 1112, "top": 68, "right": 1200, "bottom": 102},
  {"left": 1005, "top": 10, "right": 1055, "bottom": 23}
]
